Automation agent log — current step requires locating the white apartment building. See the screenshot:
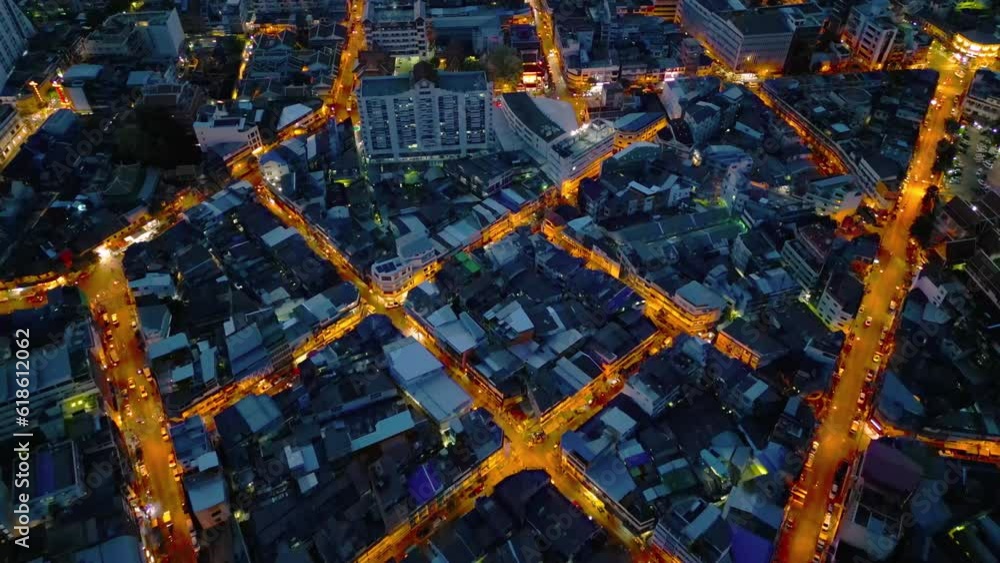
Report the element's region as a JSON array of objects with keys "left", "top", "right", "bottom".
[
  {"left": 498, "top": 92, "right": 615, "bottom": 184},
  {"left": 816, "top": 270, "right": 864, "bottom": 331},
  {"left": 363, "top": 0, "right": 432, "bottom": 58},
  {"left": 842, "top": 0, "right": 898, "bottom": 69},
  {"left": 0, "top": 0, "right": 33, "bottom": 90},
  {"left": 357, "top": 67, "right": 492, "bottom": 163},
  {"left": 193, "top": 102, "right": 263, "bottom": 160},
  {"left": 83, "top": 9, "right": 185, "bottom": 61}
]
